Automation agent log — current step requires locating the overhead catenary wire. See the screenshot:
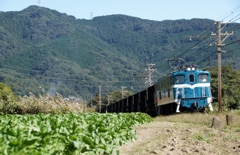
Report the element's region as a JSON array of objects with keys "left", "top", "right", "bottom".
[
  {"left": 175, "top": 3, "right": 240, "bottom": 70},
  {"left": 154, "top": 17, "right": 220, "bottom": 71},
  {"left": 152, "top": 4, "right": 240, "bottom": 81},
  {"left": 159, "top": 29, "right": 216, "bottom": 73},
  {"left": 196, "top": 51, "right": 217, "bottom": 66},
  {"left": 0, "top": 68, "right": 146, "bottom": 86},
  {"left": 224, "top": 39, "right": 240, "bottom": 47},
  {"left": 216, "top": 3, "right": 240, "bottom": 22}
]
